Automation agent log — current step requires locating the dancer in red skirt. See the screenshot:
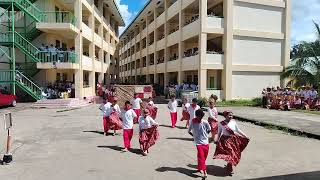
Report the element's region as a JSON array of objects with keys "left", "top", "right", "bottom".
[
  {"left": 121, "top": 101, "right": 137, "bottom": 152},
  {"left": 167, "top": 94, "right": 178, "bottom": 128},
  {"left": 108, "top": 97, "right": 122, "bottom": 136},
  {"left": 146, "top": 97, "right": 158, "bottom": 120},
  {"left": 213, "top": 110, "right": 250, "bottom": 174},
  {"left": 188, "top": 98, "right": 200, "bottom": 126},
  {"left": 188, "top": 109, "right": 211, "bottom": 178},
  {"left": 131, "top": 93, "right": 143, "bottom": 124},
  {"left": 139, "top": 109, "right": 159, "bottom": 156},
  {"left": 208, "top": 99, "right": 219, "bottom": 140},
  {"left": 181, "top": 97, "right": 190, "bottom": 128}
]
